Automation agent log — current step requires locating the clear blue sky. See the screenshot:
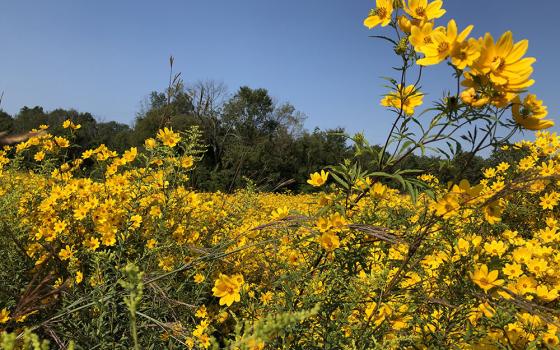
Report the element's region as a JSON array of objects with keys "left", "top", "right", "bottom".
[{"left": 0, "top": 0, "right": 558, "bottom": 144}]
